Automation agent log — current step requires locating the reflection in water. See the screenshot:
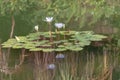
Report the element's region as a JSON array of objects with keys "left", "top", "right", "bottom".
[{"left": 0, "top": 46, "right": 120, "bottom": 80}]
